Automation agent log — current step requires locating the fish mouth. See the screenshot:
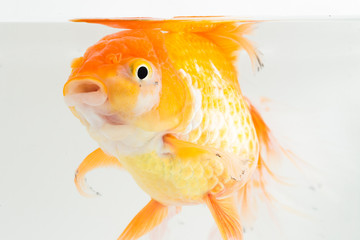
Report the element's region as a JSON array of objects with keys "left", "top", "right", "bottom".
[
  {"left": 64, "top": 76, "right": 108, "bottom": 107},
  {"left": 64, "top": 76, "right": 129, "bottom": 127},
  {"left": 100, "top": 114, "right": 126, "bottom": 125}
]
